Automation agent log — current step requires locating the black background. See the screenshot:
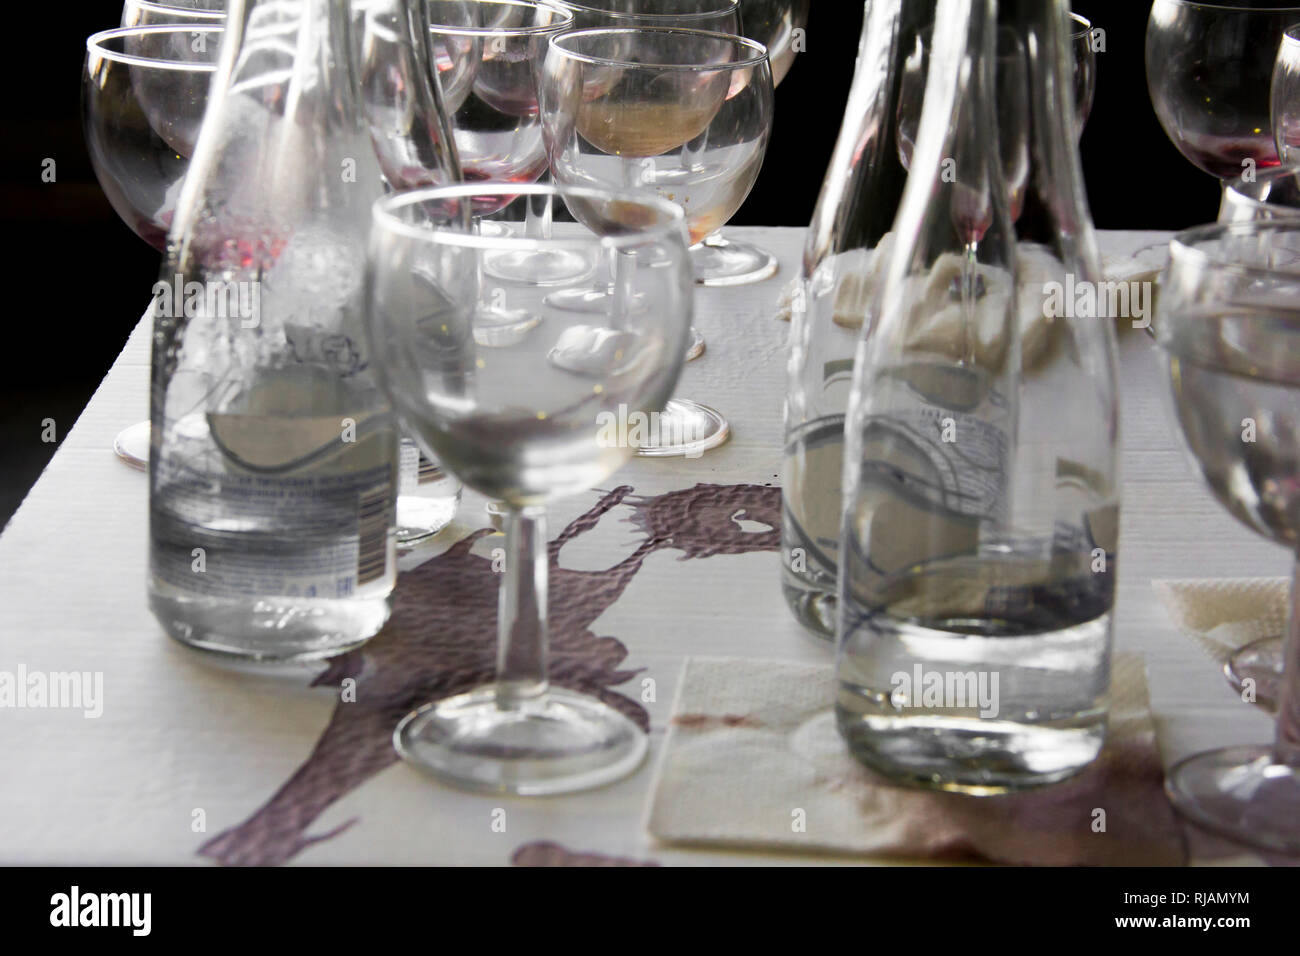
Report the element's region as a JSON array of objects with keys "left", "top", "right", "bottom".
[{"left": 0, "top": 1, "right": 1220, "bottom": 524}]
